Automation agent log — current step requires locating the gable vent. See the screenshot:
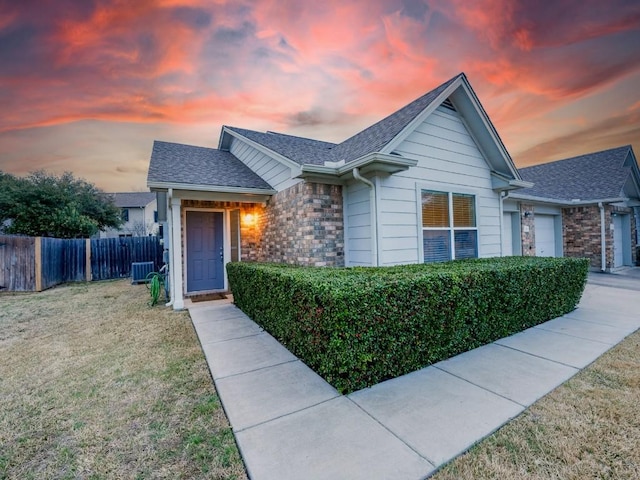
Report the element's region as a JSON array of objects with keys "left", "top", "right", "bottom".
[{"left": 441, "top": 98, "right": 457, "bottom": 111}]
